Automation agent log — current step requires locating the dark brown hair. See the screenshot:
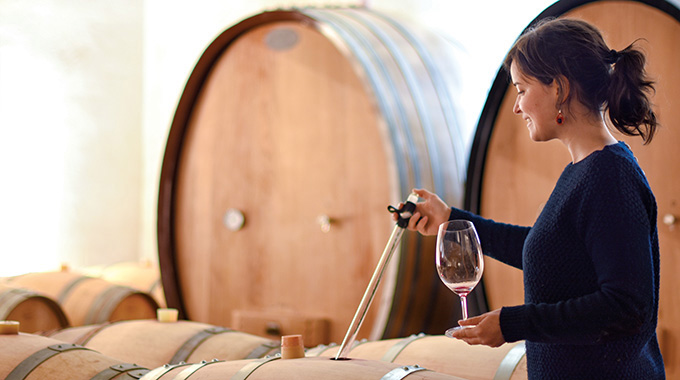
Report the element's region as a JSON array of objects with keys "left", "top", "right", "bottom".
[{"left": 503, "top": 18, "right": 657, "bottom": 144}]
